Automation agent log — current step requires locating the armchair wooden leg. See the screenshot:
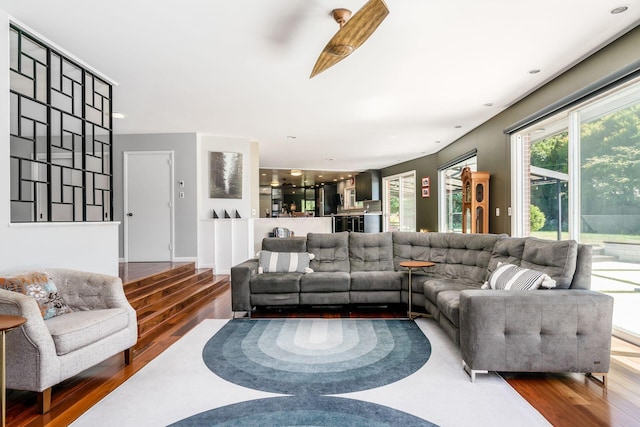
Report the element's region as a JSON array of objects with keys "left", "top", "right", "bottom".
[
  {"left": 37, "top": 388, "right": 51, "bottom": 414},
  {"left": 124, "top": 348, "right": 133, "bottom": 365}
]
